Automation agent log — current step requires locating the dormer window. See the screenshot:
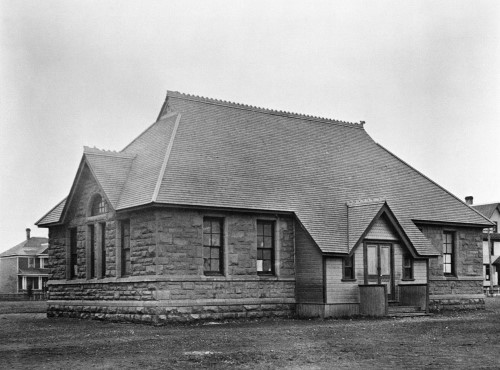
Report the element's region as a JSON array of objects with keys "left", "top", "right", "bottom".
[{"left": 90, "top": 194, "right": 107, "bottom": 216}]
